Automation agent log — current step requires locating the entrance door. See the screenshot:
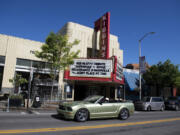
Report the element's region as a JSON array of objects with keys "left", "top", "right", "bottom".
[
  {"left": 74, "top": 85, "right": 87, "bottom": 101},
  {"left": 0, "top": 66, "right": 4, "bottom": 91}
]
